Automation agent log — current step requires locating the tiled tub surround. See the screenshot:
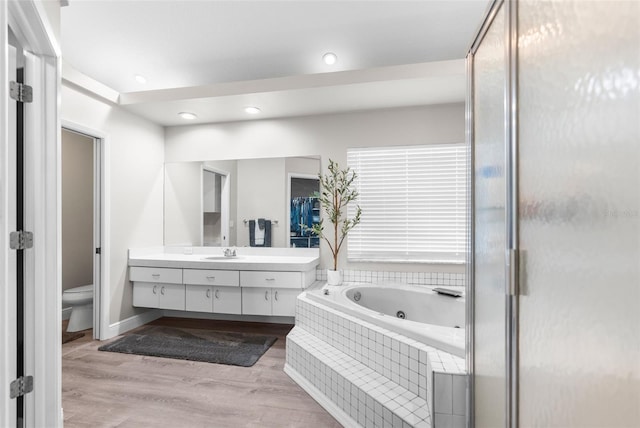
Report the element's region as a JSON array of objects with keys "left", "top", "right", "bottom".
[
  {"left": 316, "top": 269, "right": 465, "bottom": 287},
  {"left": 285, "top": 285, "right": 466, "bottom": 428}
]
